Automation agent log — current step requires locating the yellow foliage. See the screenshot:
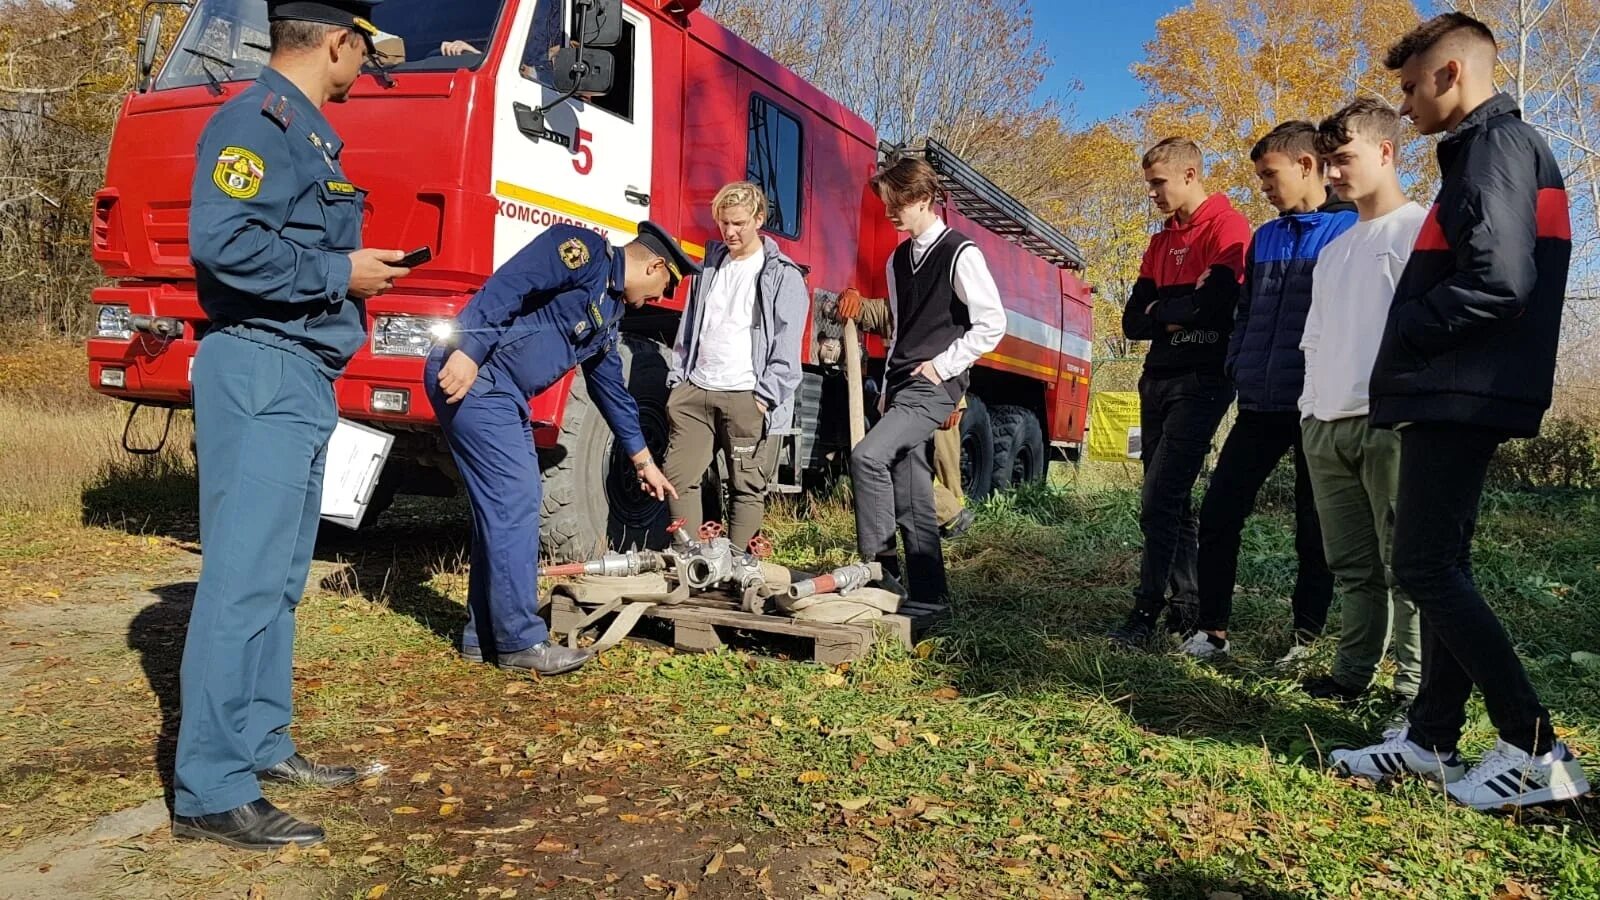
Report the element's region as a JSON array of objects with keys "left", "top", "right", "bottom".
[{"left": 1134, "top": 0, "right": 1429, "bottom": 223}]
